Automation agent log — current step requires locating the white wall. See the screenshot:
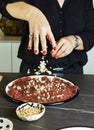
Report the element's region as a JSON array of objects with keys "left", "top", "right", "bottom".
[
  {"left": 93, "top": 0, "right": 94, "bottom": 7},
  {"left": 84, "top": 47, "right": 94, "bottom": 74},
  {"left": 82, "top": 0, "right": 94, "bottom": 74}
]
